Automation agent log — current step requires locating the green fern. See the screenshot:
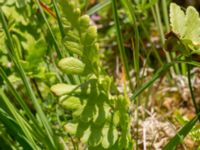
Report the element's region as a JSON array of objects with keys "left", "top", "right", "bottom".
[{"left": 51, "top": 0, "right": 132, "bottom": 149}]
